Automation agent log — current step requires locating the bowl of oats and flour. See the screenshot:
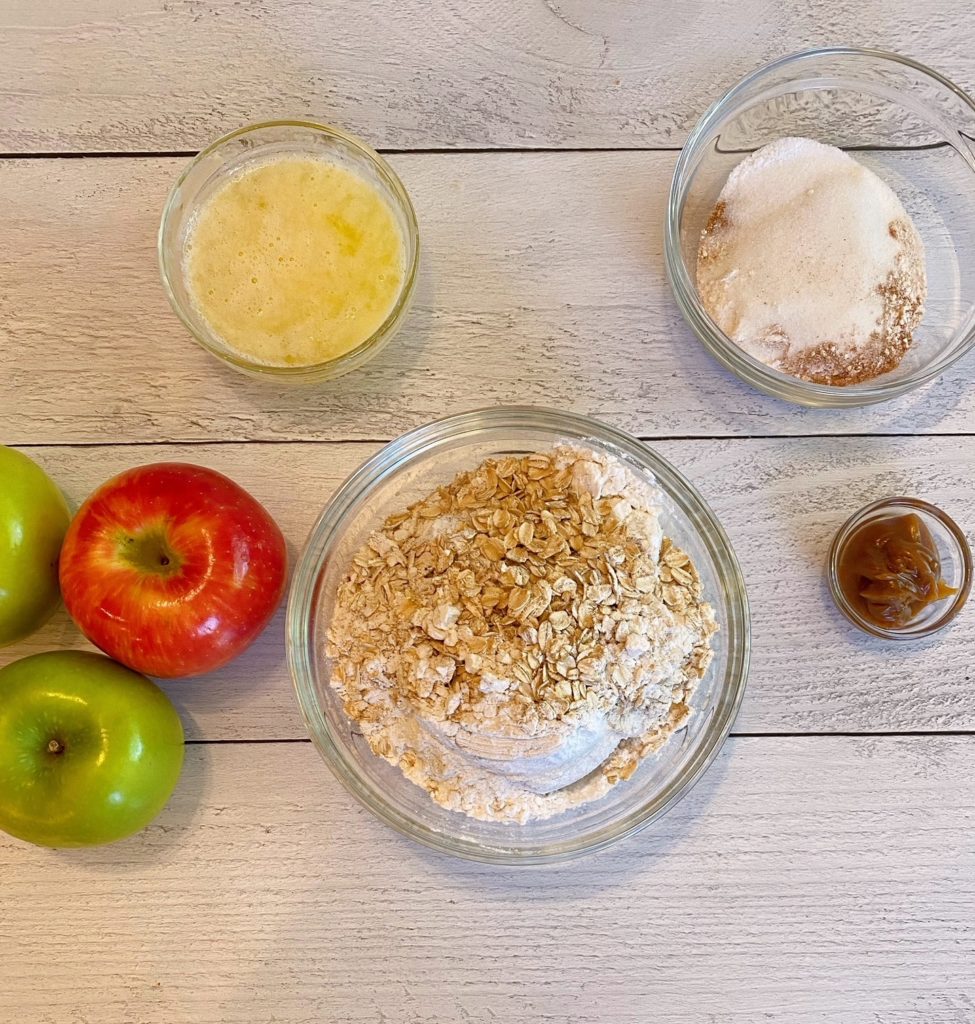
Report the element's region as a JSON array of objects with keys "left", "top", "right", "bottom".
[
  {"left": 666, "top": 48, "right": 975, "bottom": 406},
  {"left": 288, "top": 408, "right": 749, "bottom": 863}
]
